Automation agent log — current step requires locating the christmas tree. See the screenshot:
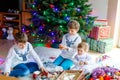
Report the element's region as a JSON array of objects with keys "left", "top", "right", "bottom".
[{"left": 23, "top": 0, "right": 97, "bottom": 46}]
